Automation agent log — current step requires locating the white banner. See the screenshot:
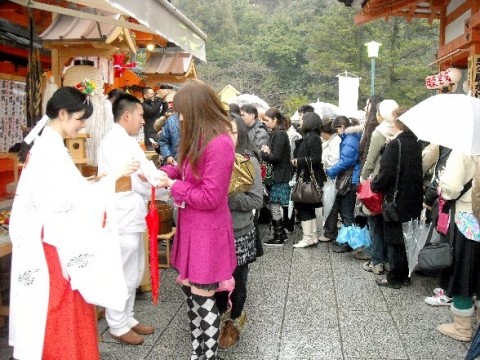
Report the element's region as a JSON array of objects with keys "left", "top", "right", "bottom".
[{"left": 338, "top": 76, "right": 359, "bottom": 114}]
